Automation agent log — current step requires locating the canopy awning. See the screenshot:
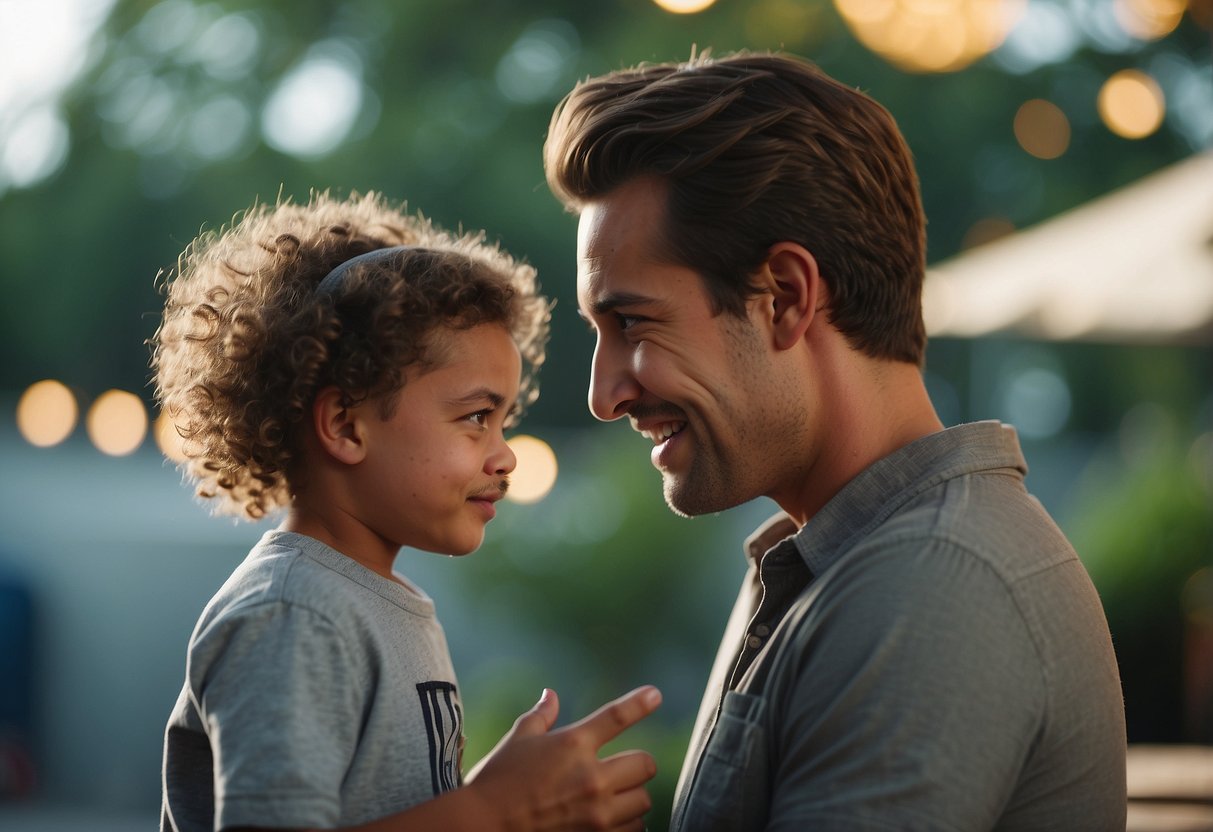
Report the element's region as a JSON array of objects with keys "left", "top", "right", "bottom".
[{"left": 924, "top": 152, "right": 1213, "bottom": 344}]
